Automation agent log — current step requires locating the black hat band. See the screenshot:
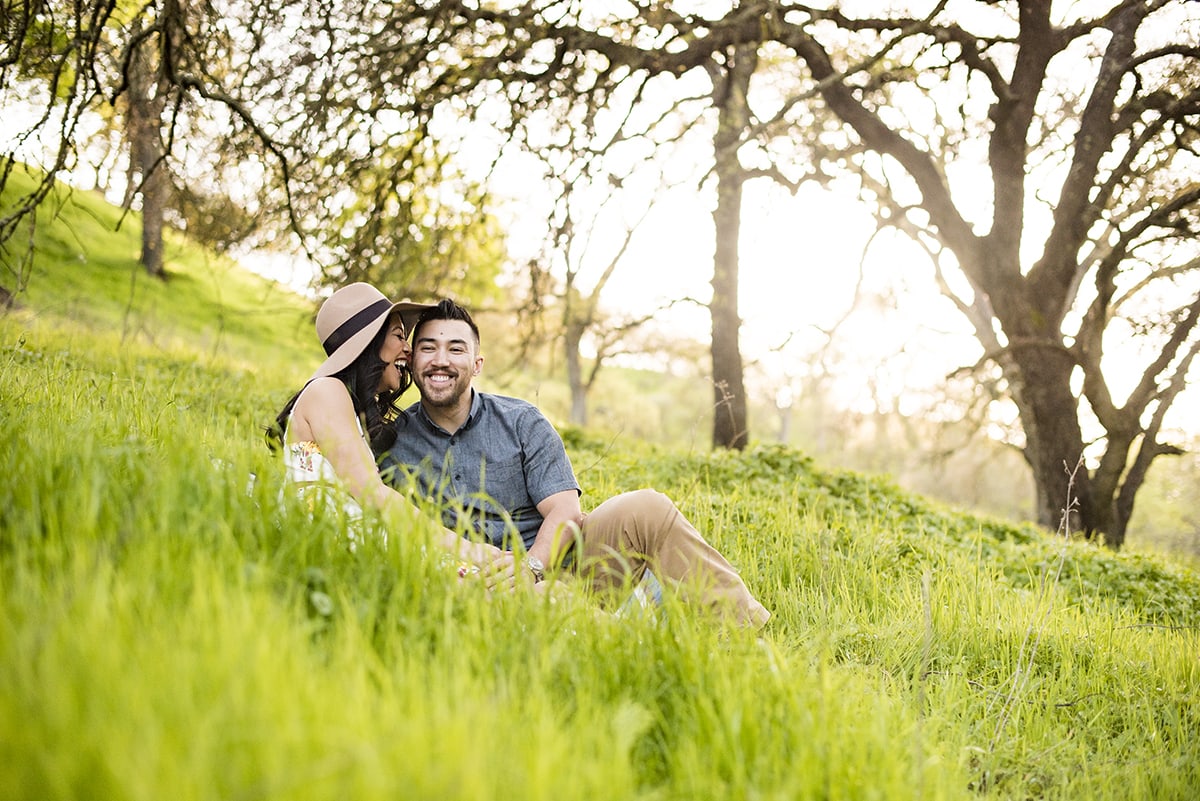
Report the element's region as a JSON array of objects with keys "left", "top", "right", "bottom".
[{"left": 322, "top": 298, "right": 392, "bottom": 356}]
